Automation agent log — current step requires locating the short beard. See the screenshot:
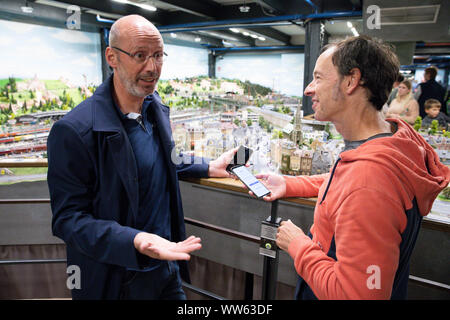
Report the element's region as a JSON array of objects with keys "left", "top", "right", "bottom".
[{"left": 116, "top": 63, "right": 153, "bottom": 98}]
